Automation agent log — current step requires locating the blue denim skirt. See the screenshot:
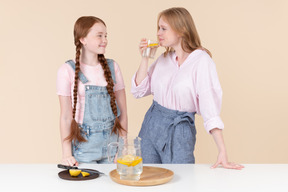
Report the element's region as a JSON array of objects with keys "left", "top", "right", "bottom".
[{"left": 139, "top": 100, "right": 196, "bottom": 164}]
